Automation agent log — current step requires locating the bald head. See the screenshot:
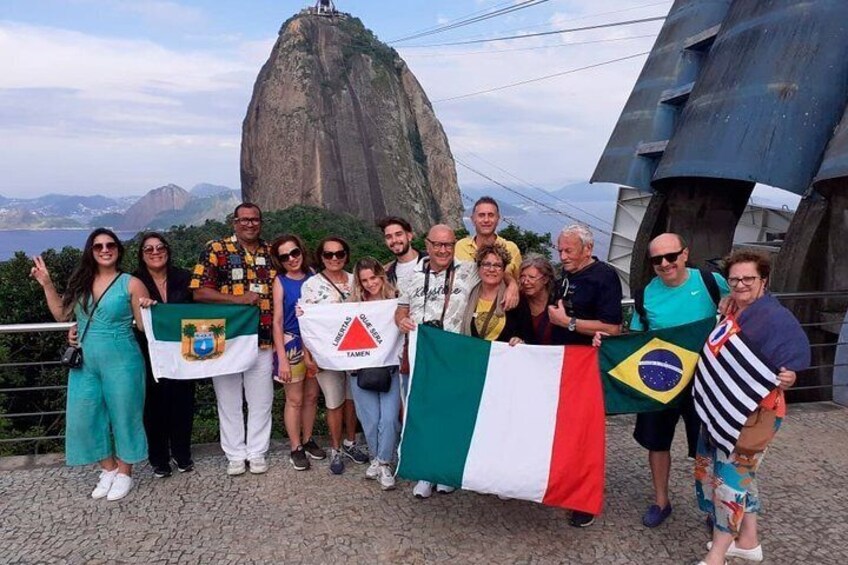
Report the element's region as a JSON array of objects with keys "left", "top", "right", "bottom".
[
  {"left": 425, "top": 224, "right": 457, "bottom": 272},
  {"left": 648, "top": 233, "right": 689, "bottom": 286}
]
